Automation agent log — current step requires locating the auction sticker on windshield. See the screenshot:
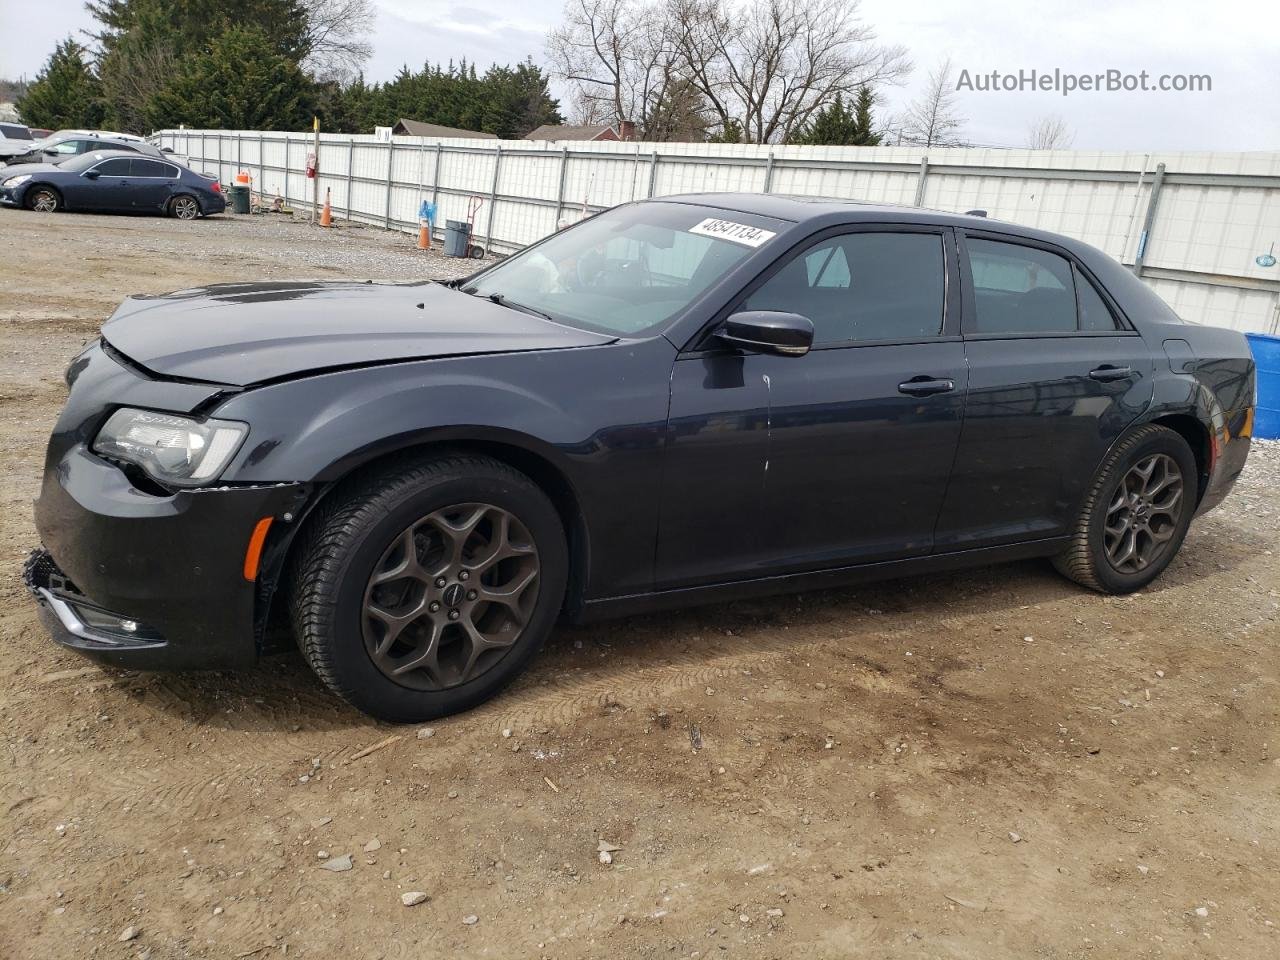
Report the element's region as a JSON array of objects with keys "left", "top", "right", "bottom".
[{"left": 688, "top": 218, "right": 777, "bottom": 248}]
